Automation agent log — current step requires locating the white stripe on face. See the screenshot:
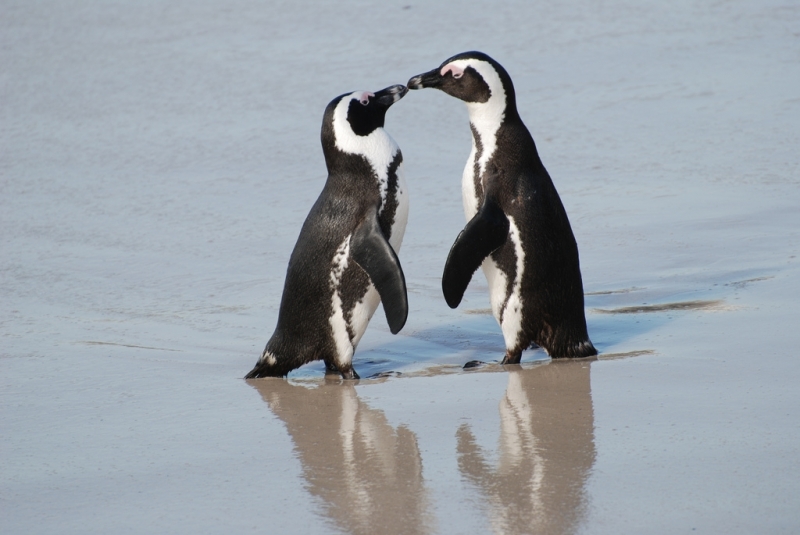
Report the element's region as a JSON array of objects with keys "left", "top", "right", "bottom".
[{"left": 331, "top": 91, "right": 401, "bottom": 213}]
